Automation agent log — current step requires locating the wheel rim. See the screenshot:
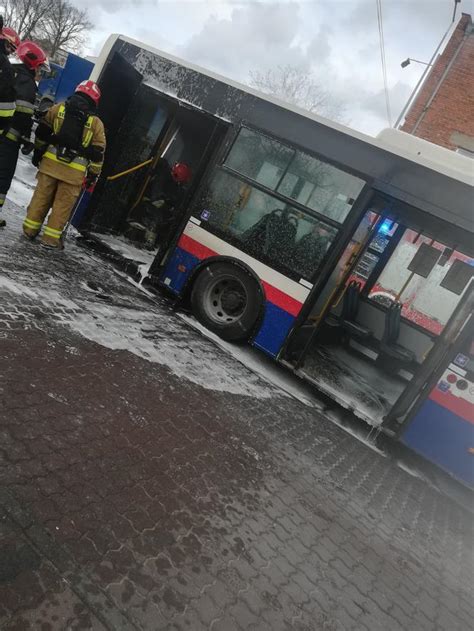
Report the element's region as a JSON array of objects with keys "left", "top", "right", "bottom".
[{"left": 201, "top": 275, "right": 248, "bottom": 325}]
